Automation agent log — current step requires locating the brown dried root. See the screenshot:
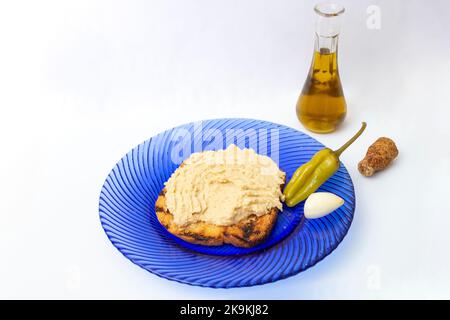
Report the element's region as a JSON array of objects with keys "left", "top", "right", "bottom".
[{"left": 358, "top": 137, "right": 398, "bottom": 177}]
